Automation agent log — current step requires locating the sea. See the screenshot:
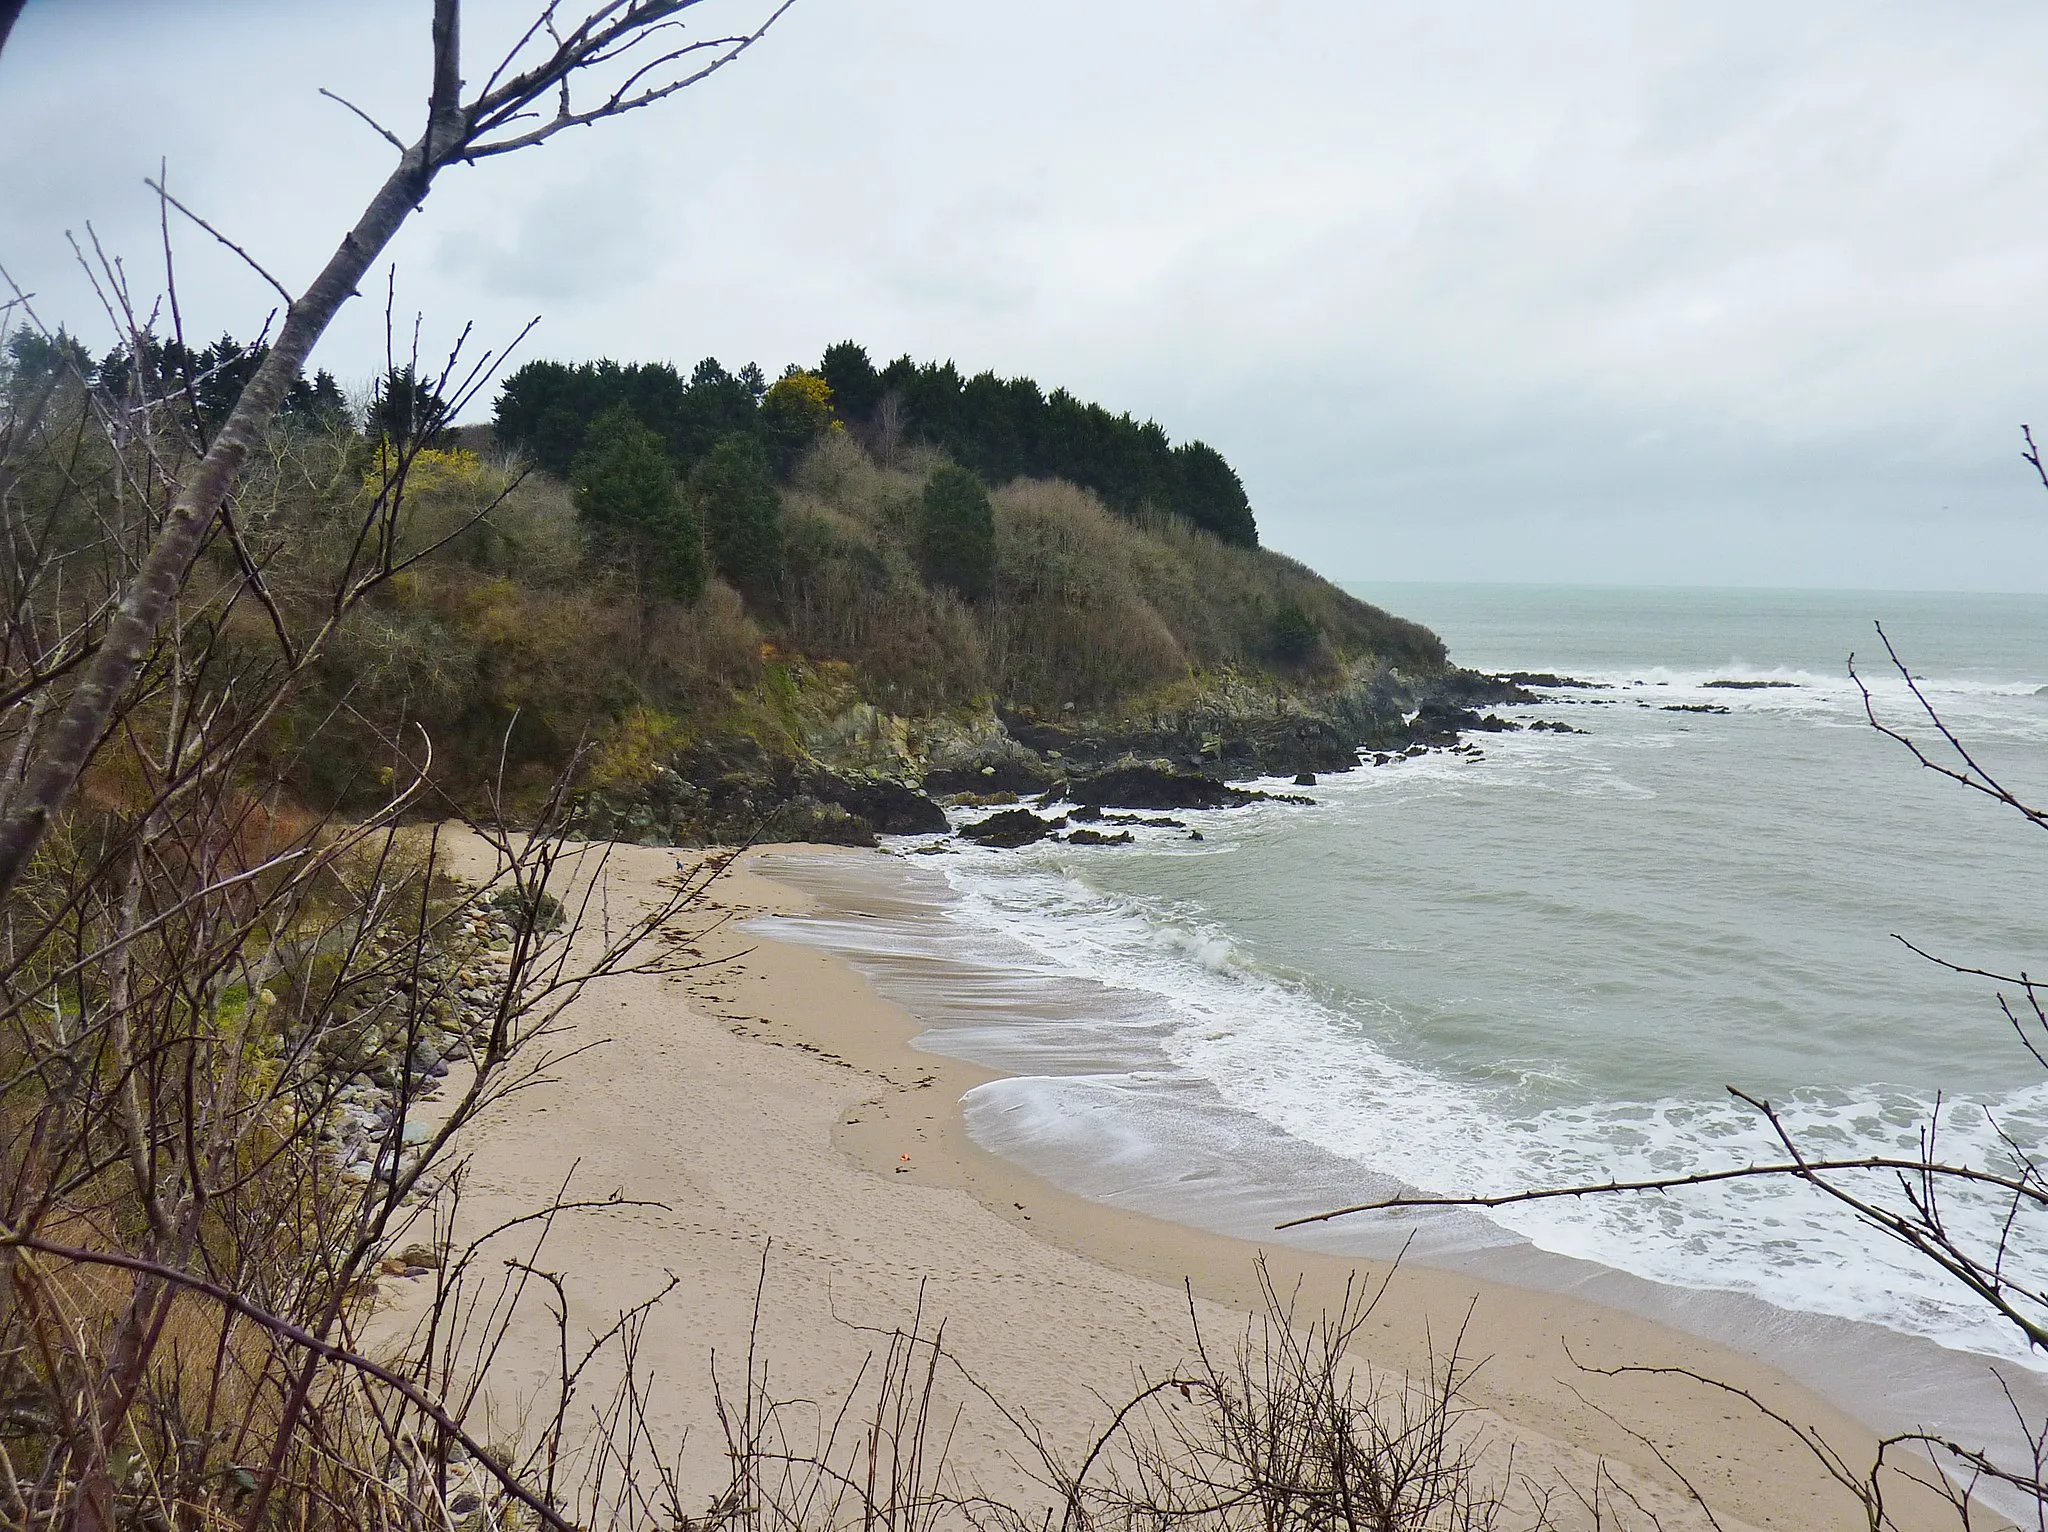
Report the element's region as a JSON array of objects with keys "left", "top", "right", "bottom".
[{"left": 752, "top": 584, "right": 2048, "bottom": 1449}]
